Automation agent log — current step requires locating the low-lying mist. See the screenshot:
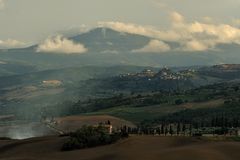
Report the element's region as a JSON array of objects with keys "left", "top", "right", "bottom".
[{"left": 0, "top": 122, "right": 54, "bottom": 140}]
